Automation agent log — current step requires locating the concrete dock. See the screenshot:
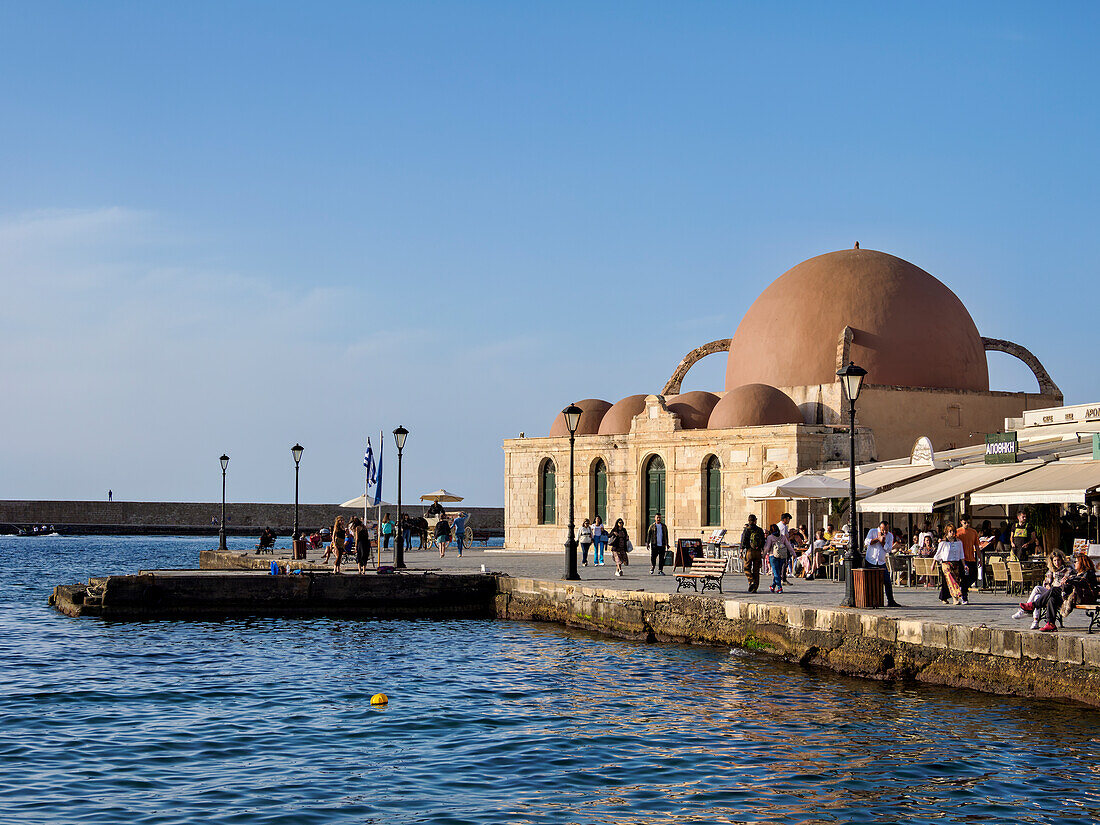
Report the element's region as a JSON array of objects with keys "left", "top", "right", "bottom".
[{"left": 51, "top": 545, "right": 1100, "bottom": 707}]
